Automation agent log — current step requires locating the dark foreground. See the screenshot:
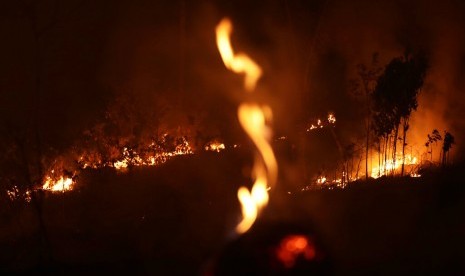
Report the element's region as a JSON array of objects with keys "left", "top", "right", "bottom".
[{"left": 0, "top": 151, "right": 464, "bottom": 275}]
